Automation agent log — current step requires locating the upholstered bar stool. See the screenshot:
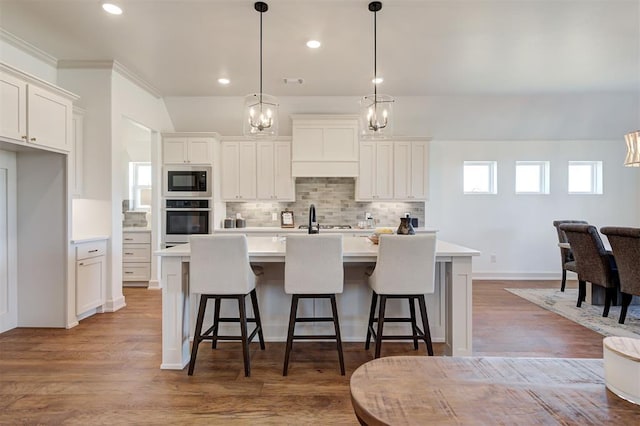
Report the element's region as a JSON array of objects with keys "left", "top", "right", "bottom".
[
  {"left": 187, "top": 234, "right": 265, "bottom": 377},
  {"left": 283, "top": 234, "right": 345, "bottom": 376},
  {"left": 365, "top": 234, "right": 437, "bottom": 358}
]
